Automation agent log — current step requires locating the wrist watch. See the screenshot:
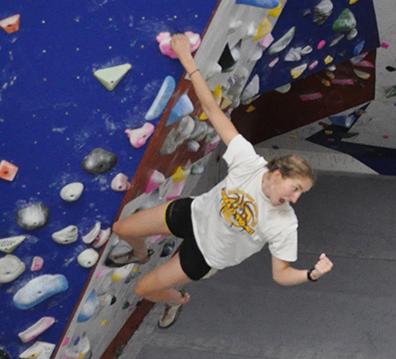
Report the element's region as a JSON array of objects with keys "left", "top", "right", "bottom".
[{"left": 307, "top": 267, "right": 318, "bottom": 282}]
